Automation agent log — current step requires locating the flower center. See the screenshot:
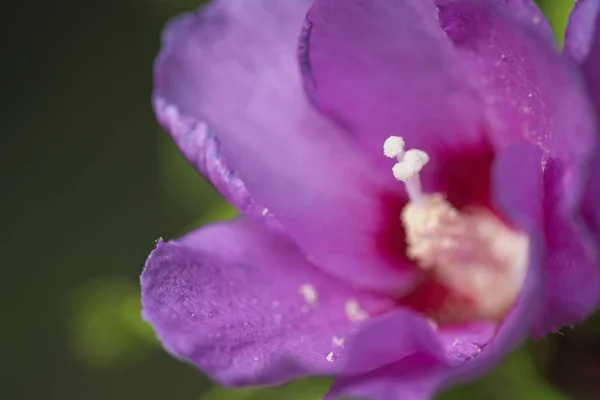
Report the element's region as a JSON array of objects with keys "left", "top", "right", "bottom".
[{"left": 384, "top": 136, "right": 529, "bottom": 322}]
